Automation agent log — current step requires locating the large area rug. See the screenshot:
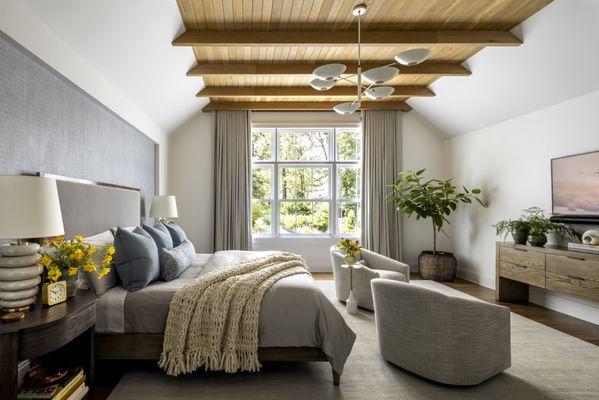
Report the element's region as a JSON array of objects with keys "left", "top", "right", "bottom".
[{"left": 108, "top": 281, "right": 599, "bottom": 400}]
